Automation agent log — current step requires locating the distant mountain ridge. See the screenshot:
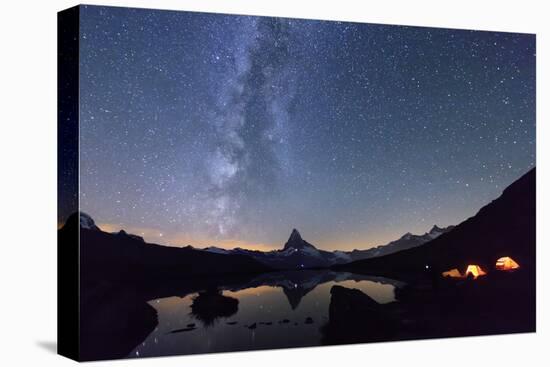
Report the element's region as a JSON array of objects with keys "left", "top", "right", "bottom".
[
  {"left": 202, "top": 225, "right": 454, "bottom": 270},
  {"left": 335, "top": 168, "right": 536, "bottom": 276},
  {"left": 347, "top": 224, "right": 455, "bottom": 261},
  {"left": 203, "top": 229, "right": 346, "bottom": 269},
  {"left": 59, "top": 212, "right": 271, "bottom": 281},
  {"left": 66, "top": 211, "right": 456, "bottom": 271}
]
